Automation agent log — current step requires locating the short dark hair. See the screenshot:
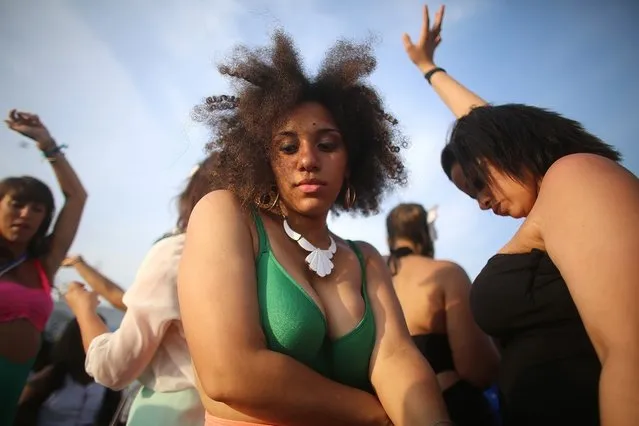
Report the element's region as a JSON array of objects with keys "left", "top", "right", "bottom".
[
  {"left": 17, "top": 316, "right": 122, "bottom": 426},
  {"left": 194, "top": 30, "right": 407, "bottom": 215},
  {"left": 50, "top": 317, "right": 93, "bottom": 384},
  {"left": 441, "top": 104, "right": 622, "bottom": 186},
  {"left": 175, "top": 152, "right": 221, "bottom": 233},
  {"left": 0, "top": 176, "right": 55, "bottom": 257}
]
